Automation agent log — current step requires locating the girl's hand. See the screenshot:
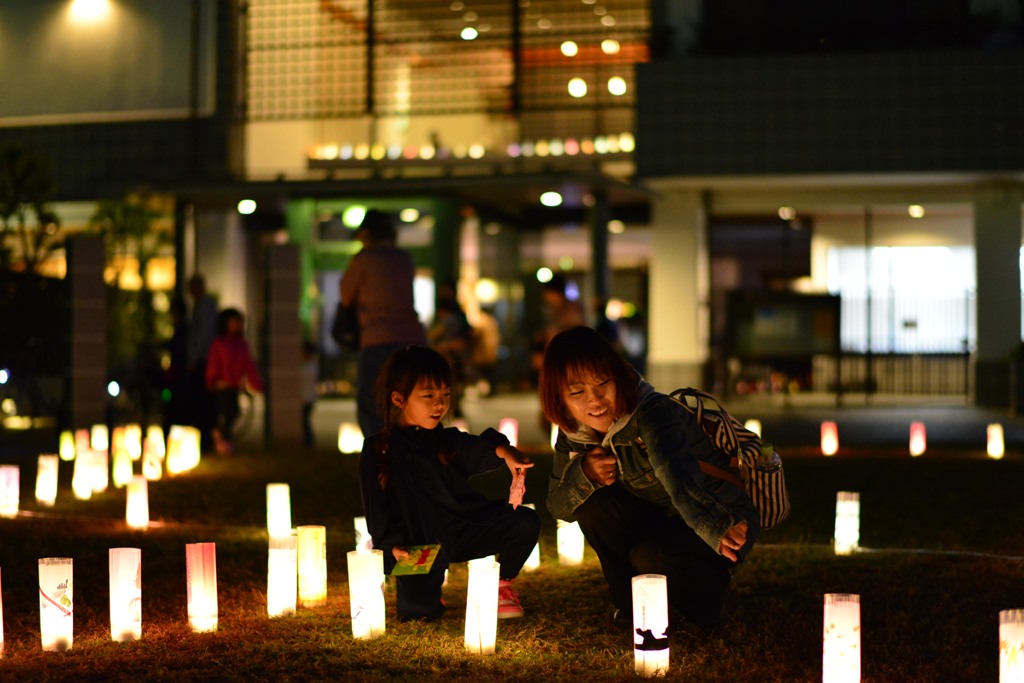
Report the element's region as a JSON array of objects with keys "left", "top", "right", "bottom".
[
  {"left": 718, "top": 521, "right": 748, "bottom": 562},
  {"left": 497, "top": 445, "right": 534, "bottom": 476},
  {"left": 581, "top": 447, "right": 617, "bottom": 485},
  {"left": 392, "top": 547, "right": 410, "bottom": 561}
]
